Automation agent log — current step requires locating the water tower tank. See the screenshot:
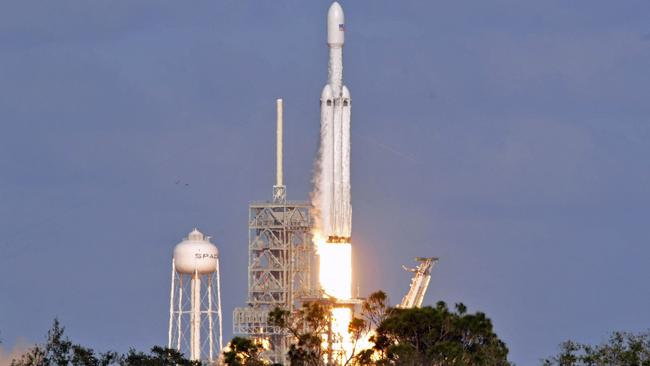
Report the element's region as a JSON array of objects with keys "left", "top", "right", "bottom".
[
  {"left": 173, "top": 228, "right": 219, "bottom": 274},
  {"left": 168, "top": 227, "right": 223, "bottom": 362}
]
